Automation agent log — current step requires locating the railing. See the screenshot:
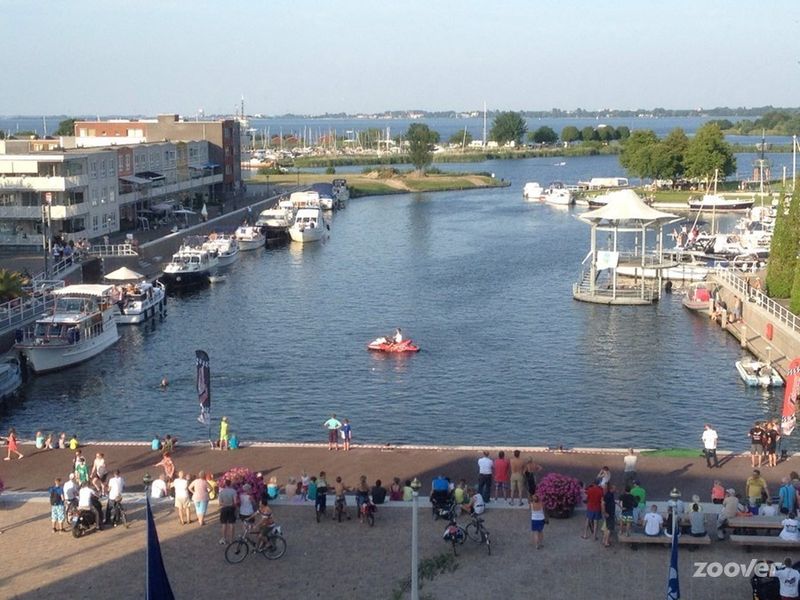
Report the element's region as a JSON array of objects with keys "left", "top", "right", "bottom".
[
  {"left": 714, "top": 268, "right": 800, "bottom": 334},
  {"left": 87, "top": 243, "right": 138, "bottom": 257},
  {"left": 30, "top": 256, "right": 84, "bottom": 284},
  {"left": 0, "top": 280, "right": 64, "bottom": 333}
]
